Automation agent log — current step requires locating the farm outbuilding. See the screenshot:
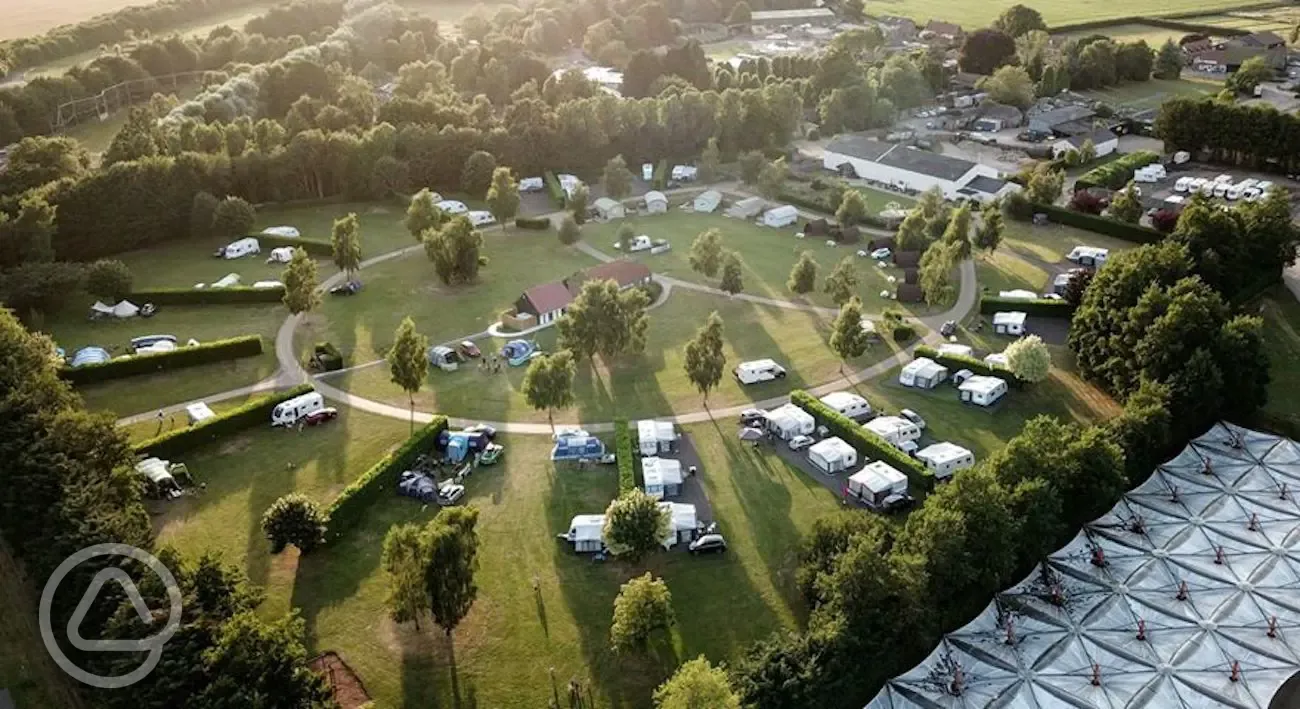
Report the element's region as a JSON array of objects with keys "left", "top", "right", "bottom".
[
  {"left": 644, "top": 191, "right": 668, "bottom": 214},
  {"left": 693, "top": 190, "right": 722, "bottom": 213},
  {"left": 593, "top": 198, "right": 626, "bottom": 220},
  {"left": 915, "top": 442, "right": 974, "bottom": 480},
  {"left": 959, "top": 375, "right": 1008, "bottom": 407},
  {"left": 808, "top": 437, "right": 858, "bottom": 474},
  {"left": 636, "top": 420, "right": 677, "bottom": 456},
  {"left": 822, "top": 135, "right": 1004, "bottom": 200},
  {"left": 899, "top": 357, "right": 948, "bottom": 389},
  {"left": 642, "top": 457, "right": 684, "bottom": 500}
]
